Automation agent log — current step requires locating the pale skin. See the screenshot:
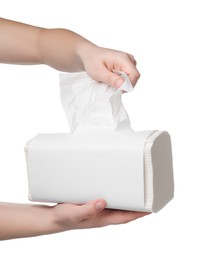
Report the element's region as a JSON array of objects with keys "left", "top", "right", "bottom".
[{"left": 0, "top": 18, "right": 149, "bottom": 240}]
